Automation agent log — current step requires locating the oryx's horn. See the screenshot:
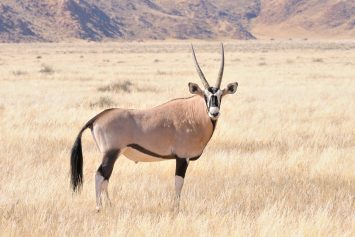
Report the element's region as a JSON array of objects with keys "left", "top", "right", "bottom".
[
  {"left": 215, "top": 43, "right": 224, "bottom": 88},
  {"left": 191, "top": 44, "right": 210, "bottom": 89}
]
